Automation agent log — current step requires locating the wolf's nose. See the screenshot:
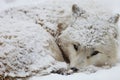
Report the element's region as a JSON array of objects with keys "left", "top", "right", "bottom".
[{"left": 70, "top": 67, "right": 78, "bottom": 72}]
